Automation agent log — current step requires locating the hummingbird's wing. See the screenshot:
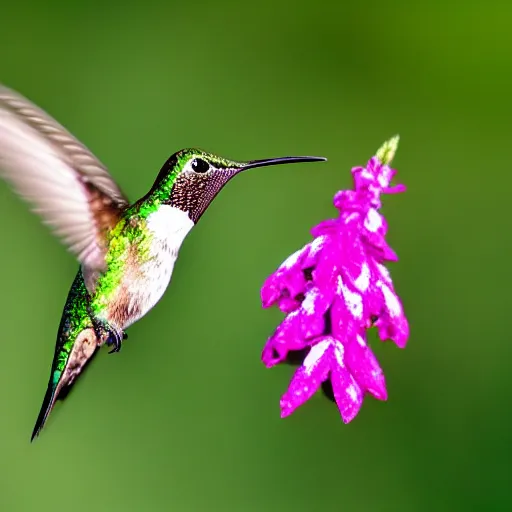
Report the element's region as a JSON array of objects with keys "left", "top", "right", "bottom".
[{"left": 0, "top": 84, "right": 129, "bottom": 271}]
